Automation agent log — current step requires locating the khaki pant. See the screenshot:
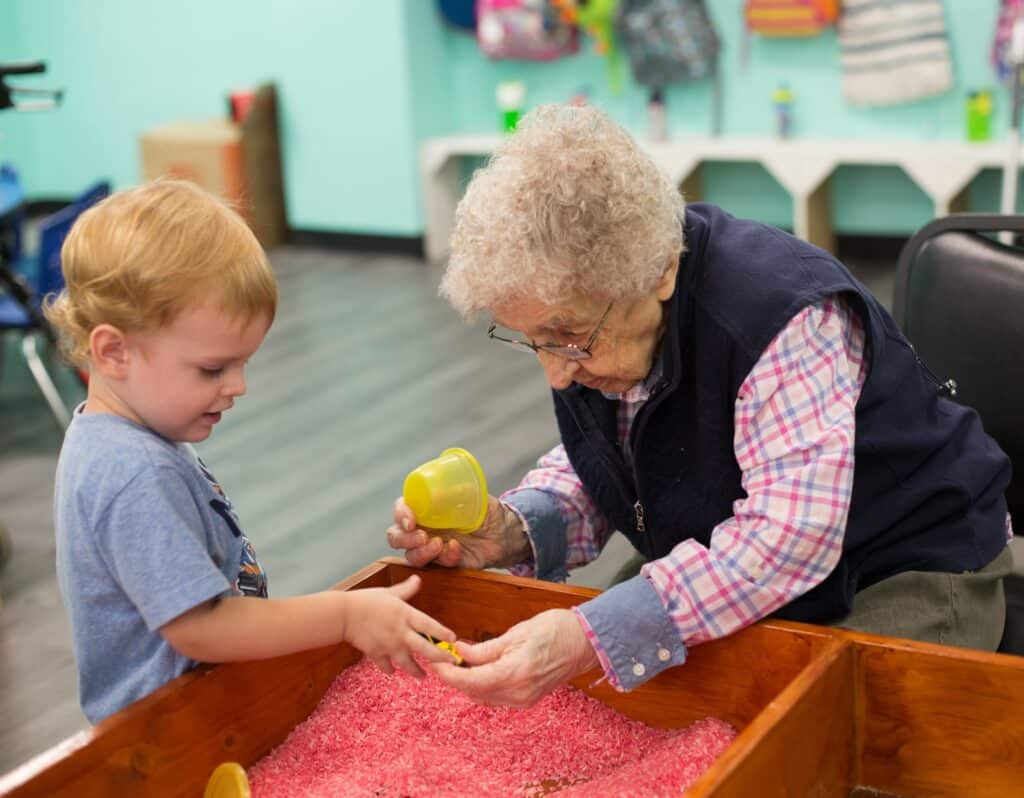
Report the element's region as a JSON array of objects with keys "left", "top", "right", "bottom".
[
  {"left": 830, "top": 545, "right": 1013, "bottom": 651},
  {"left": 611, "top": 545, "right": 1013, "bottom": 652}
]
